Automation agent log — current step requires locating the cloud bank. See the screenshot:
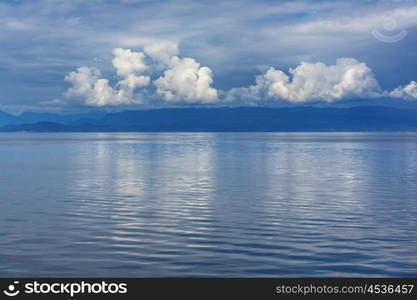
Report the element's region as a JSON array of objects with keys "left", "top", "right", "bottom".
[
  {"left": 64, "top": 44, "right": 417, "bottom": 107},
  {"left": 227, "top": 58, "right": 381, "bottom": 103}
]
